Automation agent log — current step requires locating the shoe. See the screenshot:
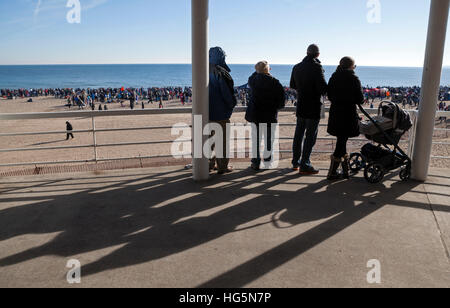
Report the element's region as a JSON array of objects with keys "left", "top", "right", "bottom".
[
  {"left": 264, "top": 156, "right": 272, "bottom": 162},
  {"left": 292, "top": 165, "right": 300, "bottom": 171},
  {"left": 251, "top": 163, "right": 261, "bottom": 171},
  {"left": 218, "top": 166, "right": 233, "bottom": 175},
  {"left": 299, "top": 165, "right": 320, "bottom": 175},
  {"left": 327, "top": 155, "right": 342, "bottom": 181}
]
